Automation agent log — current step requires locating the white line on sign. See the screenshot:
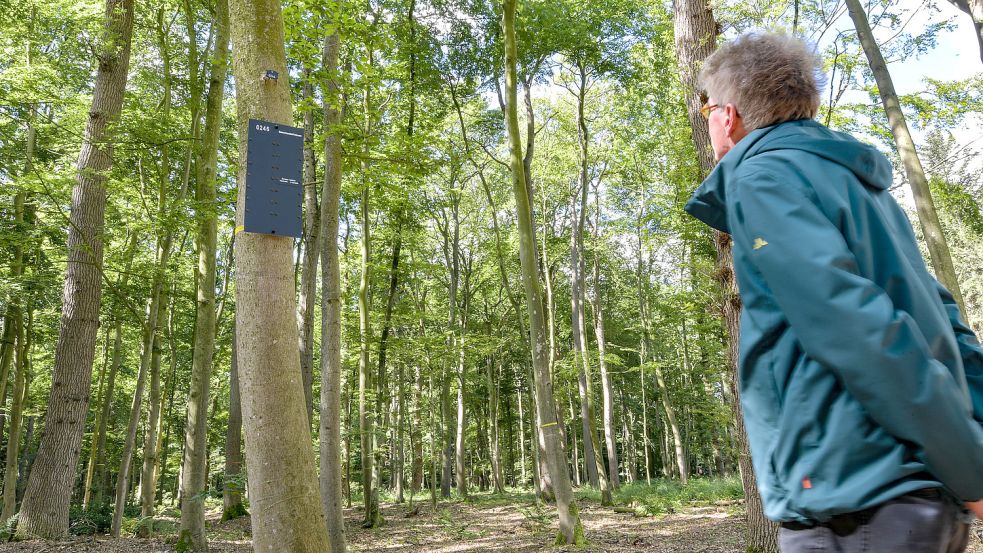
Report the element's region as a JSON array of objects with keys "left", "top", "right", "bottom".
[{"left": 279, "top": 131, "right": 302, "bottom": 137}]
